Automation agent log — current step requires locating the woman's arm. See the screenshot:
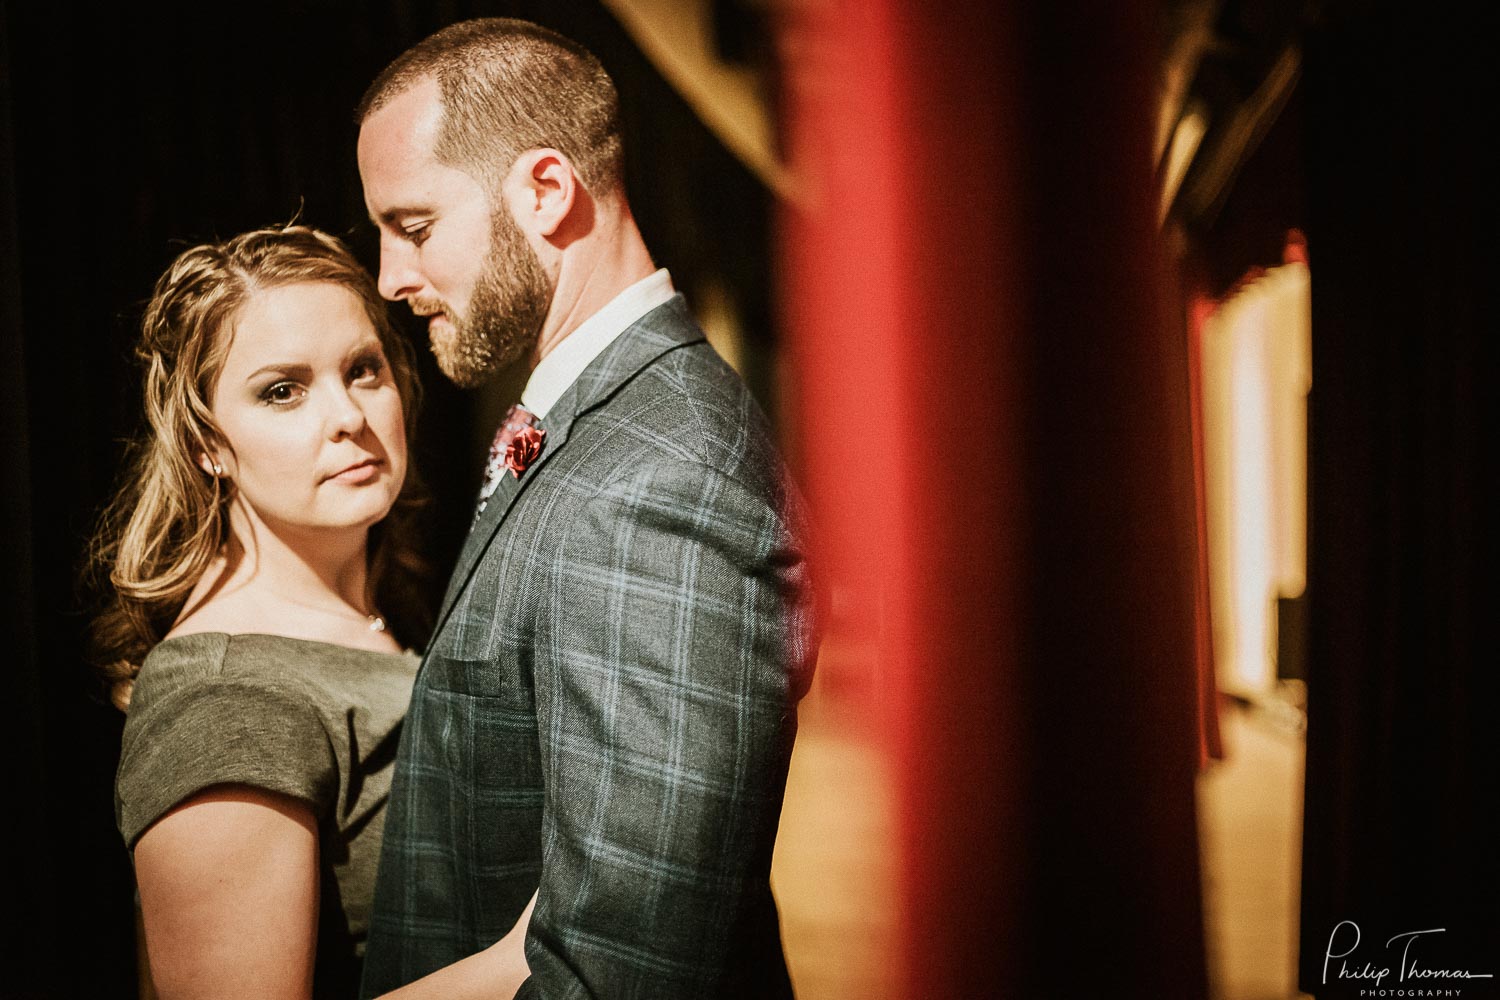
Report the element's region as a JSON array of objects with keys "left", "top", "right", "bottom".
[
  {"left": 376, "top": 891, "right": 537, "bottom": 1000},
  {"left": 133, "top": 784, "right": 320, "bottom": 1000}
]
